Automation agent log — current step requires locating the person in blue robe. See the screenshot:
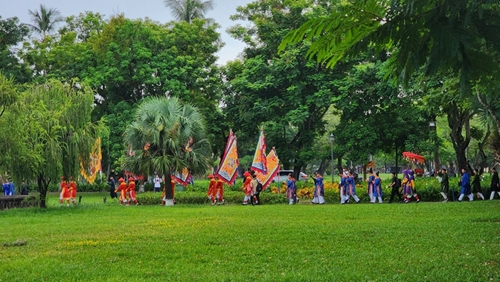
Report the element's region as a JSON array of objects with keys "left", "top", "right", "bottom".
[
  {"left": 372, "top": 172, "right": 383, "bottom": 203},
  {"left": 311, "top": 172, "right": 325, "bottom": 204},
  {"left": 458, "top": 168, "right": 473, "bottom": 201}
]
